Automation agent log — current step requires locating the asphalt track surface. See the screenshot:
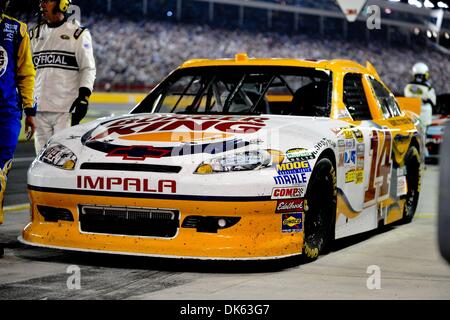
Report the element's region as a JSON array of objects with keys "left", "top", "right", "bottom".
[{"left": 1, "top": 105, "right": 449, "bottom": 300}]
